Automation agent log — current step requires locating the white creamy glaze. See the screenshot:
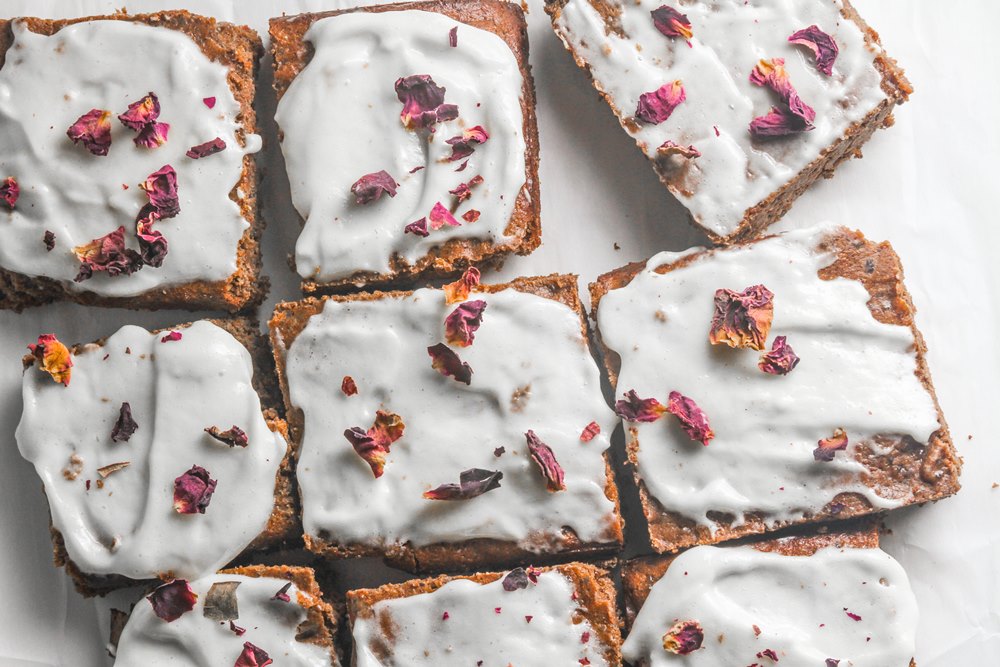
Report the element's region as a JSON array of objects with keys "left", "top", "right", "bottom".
[
  {"left": 115, "top": 573, "right": 333, "bottom": 666},
  {"left": 597, "top": 226, "right": 940, "bottom": 530},
  {"left": 283, "top": 287, "right": 618, "bottom": 550},
  {"left": 352, "top": 569, "right": 606, "bottom": 666},
  {"left": 552, "top": 0, "right": 887, "bottom": 237},
  {"left": 16, "top": 321, "right": 286, "bottom": 580},
  {"left": 622, "top": 544, "right": 918, "bottom": 666},
  {"left": 0, "top": 20, "right": 260, "bottom": 296},
  {"left": 276, "top": 10, "right": 526, "bottom": 282}
]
